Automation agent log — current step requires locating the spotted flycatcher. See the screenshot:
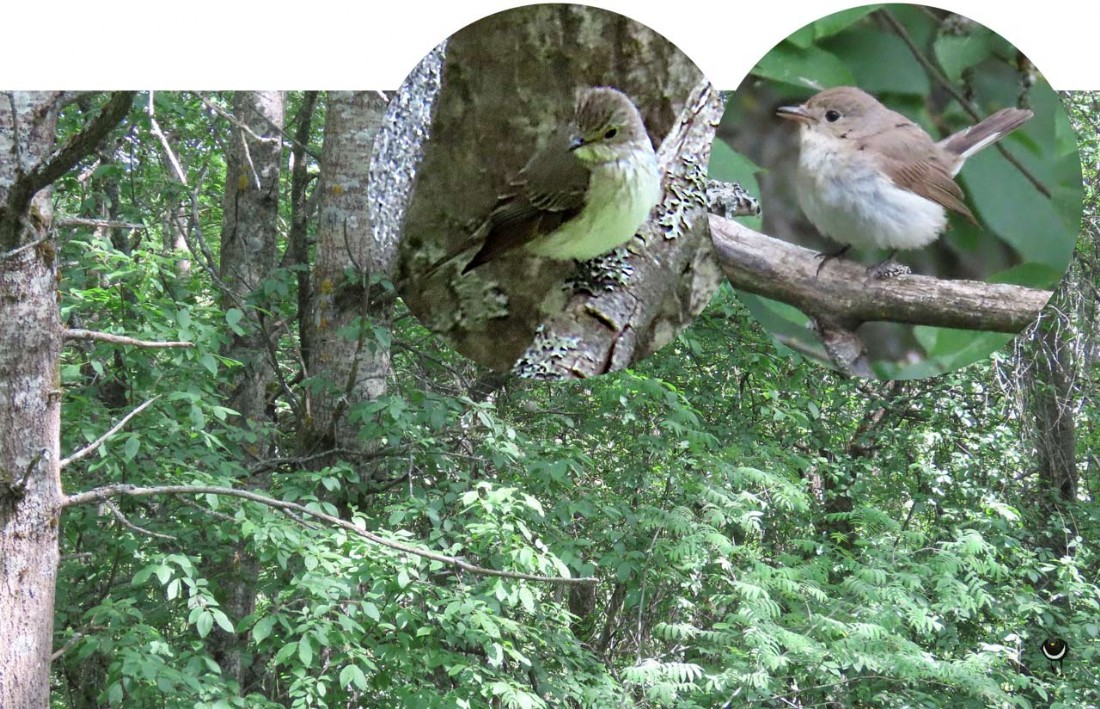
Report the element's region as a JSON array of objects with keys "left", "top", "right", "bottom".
[{"left": 427, "top": 86, "right": 661, "bottom": 276}]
